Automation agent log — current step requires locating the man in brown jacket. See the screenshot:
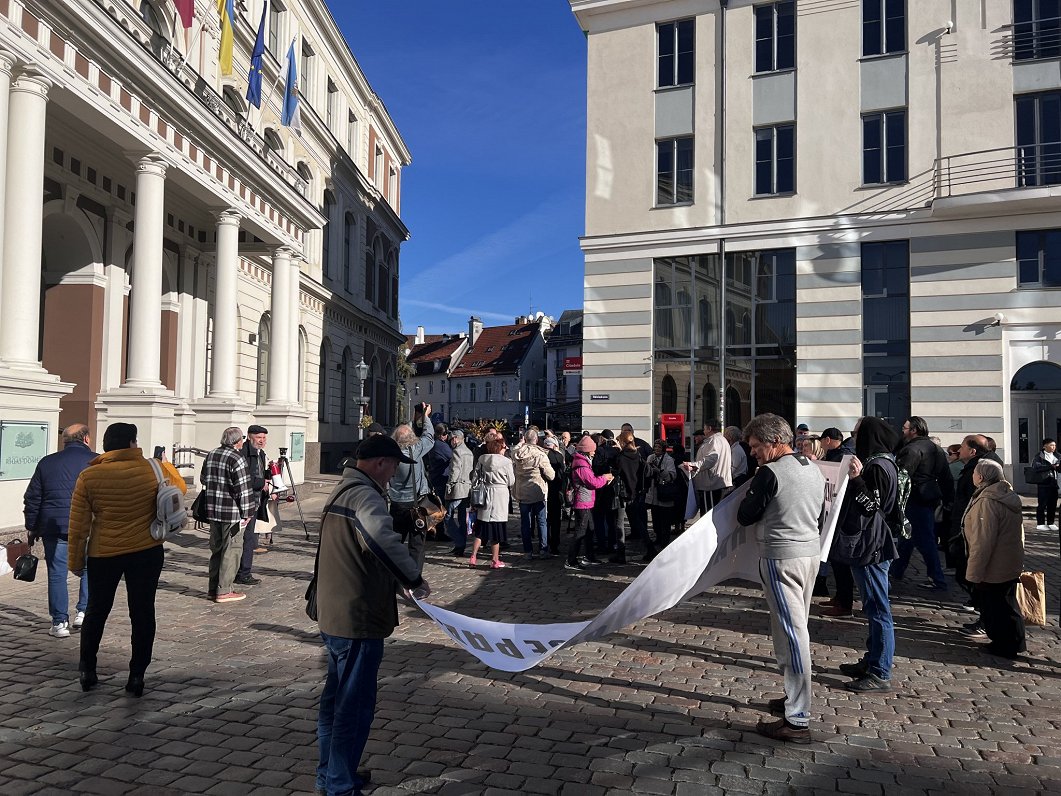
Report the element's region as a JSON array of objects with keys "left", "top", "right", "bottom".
[{"left": 510, "top": 428, "right": 555, "bottom": 558}]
